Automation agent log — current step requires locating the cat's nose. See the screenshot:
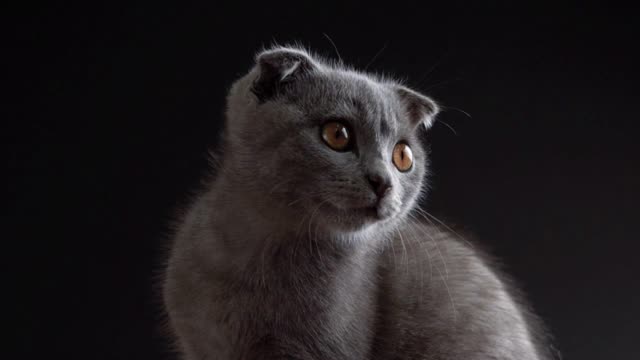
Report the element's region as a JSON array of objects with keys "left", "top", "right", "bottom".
[{"left": 367, "top": 174, "right": 392, "bottom": 199}]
